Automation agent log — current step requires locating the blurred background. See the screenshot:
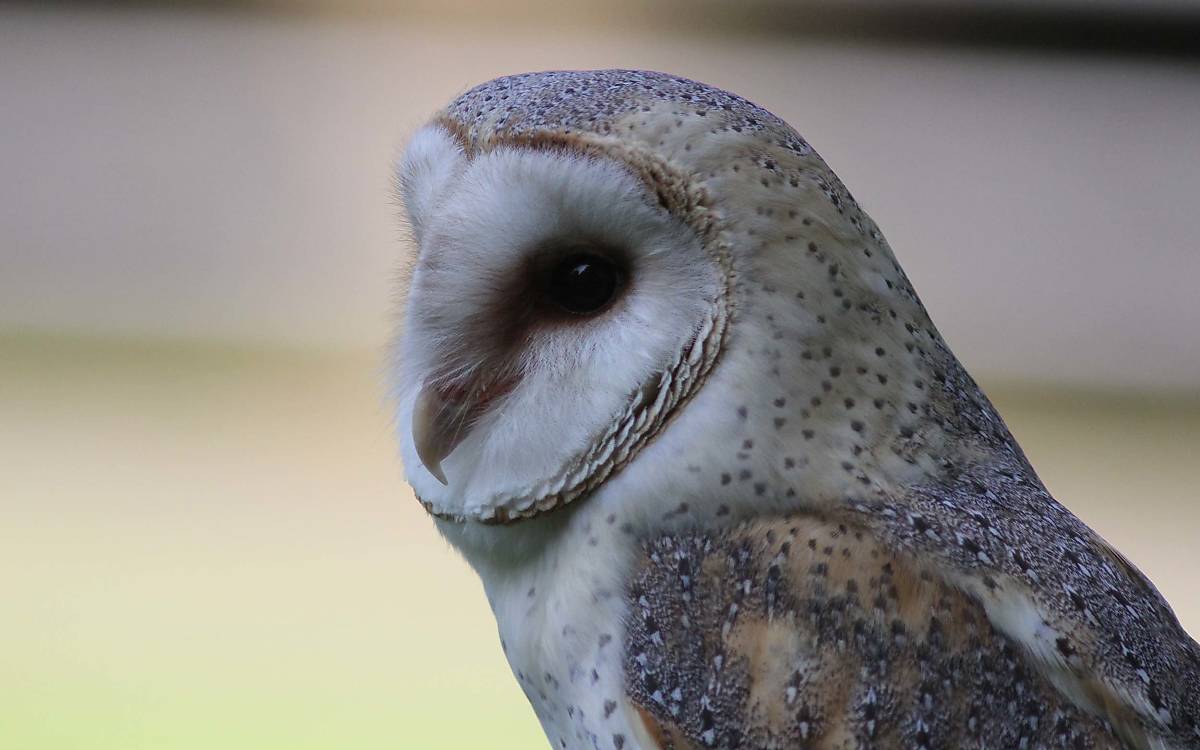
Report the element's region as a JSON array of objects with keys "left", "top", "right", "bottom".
[{"left": 2, "top": 1, "right": 1198, "bottom": 748}]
